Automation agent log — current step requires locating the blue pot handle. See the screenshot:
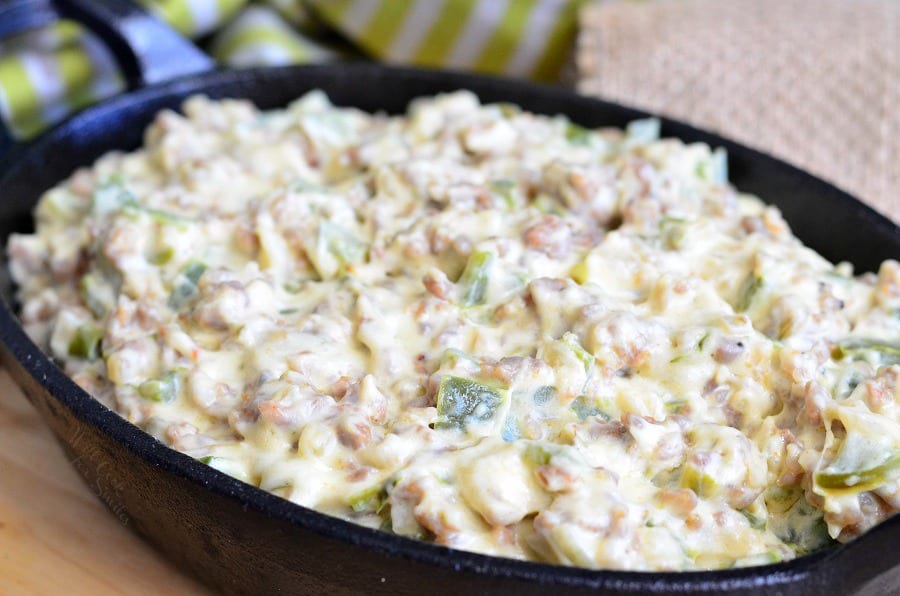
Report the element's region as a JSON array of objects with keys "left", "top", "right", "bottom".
[
  {"left": 0, "top": 0, "right": 58, "bottom": 40},
  {"left": 0, "top": 0, "right": 214, "bottom": 154},
  {"left": 53, "top": 0, "right": 215, "bottom": 88}
]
